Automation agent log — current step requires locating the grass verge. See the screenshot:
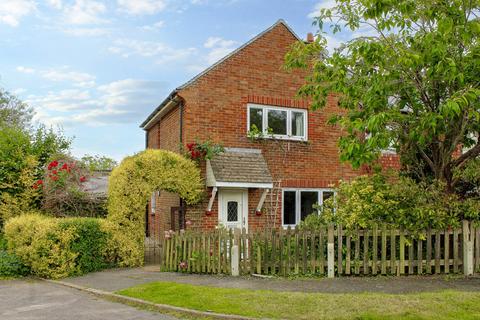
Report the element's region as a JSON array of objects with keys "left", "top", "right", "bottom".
[{"left": 117, "top": 281, "right": 480, "bottom": 320}]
